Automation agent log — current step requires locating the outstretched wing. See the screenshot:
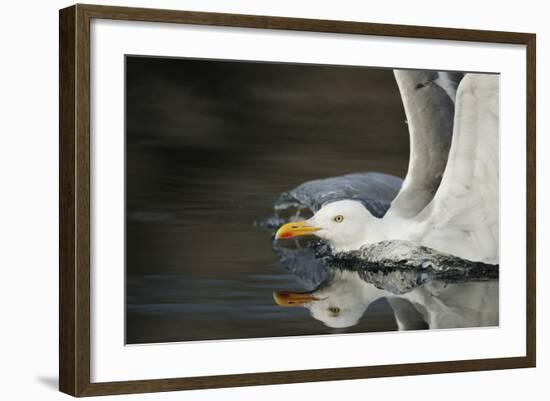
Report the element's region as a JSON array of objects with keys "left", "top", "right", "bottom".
[
  {"left": 413, "top": 74, "right": 499, "bottom": 263},
  {"left": 387, "top": 70, "right": 464, "bottom": 219}
]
